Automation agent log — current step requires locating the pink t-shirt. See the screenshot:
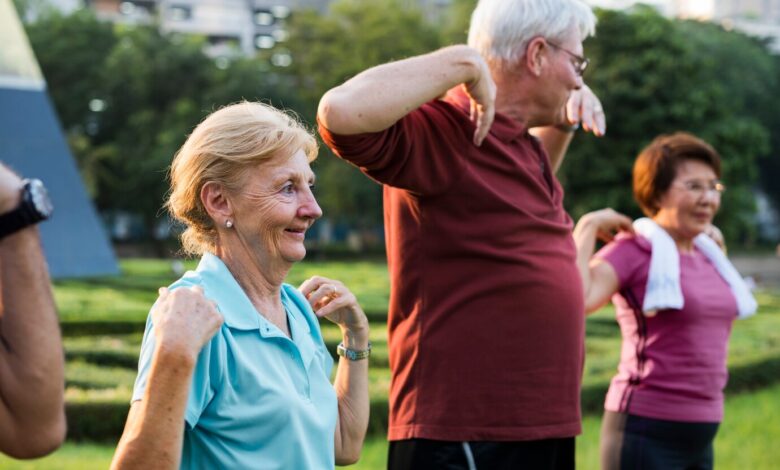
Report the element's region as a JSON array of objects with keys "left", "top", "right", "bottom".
[{"left": 596, "top": 234, "right": 738, "bottom": 423}]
